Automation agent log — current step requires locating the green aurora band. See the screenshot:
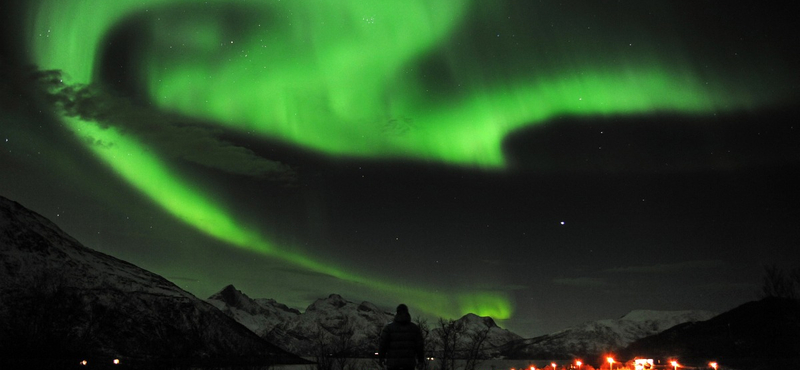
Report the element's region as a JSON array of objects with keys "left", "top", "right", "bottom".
[{"left": 25, "top": 0, "right": 787, "bottom": 319}]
